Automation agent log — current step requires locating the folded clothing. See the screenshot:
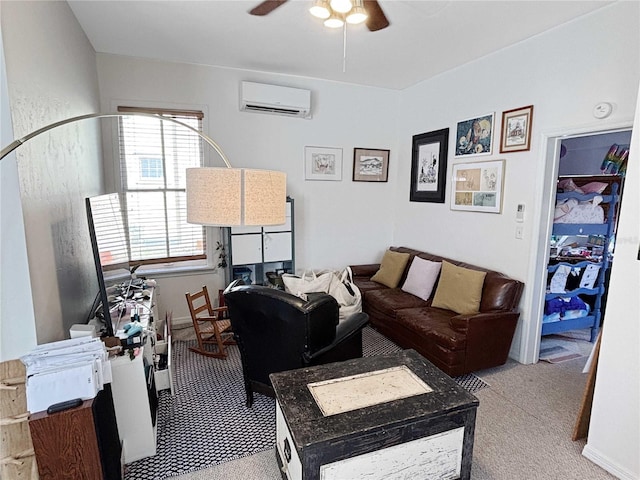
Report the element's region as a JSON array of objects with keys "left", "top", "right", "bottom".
[
  {"left": 558, "top": 178, "right": 608, "bottom": 195},
  {"left": 545, "top": 296, "right": 588, "bottom": 316},
  {"left": 554, "top": 196, "right": 604, "bottom": 224}
]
